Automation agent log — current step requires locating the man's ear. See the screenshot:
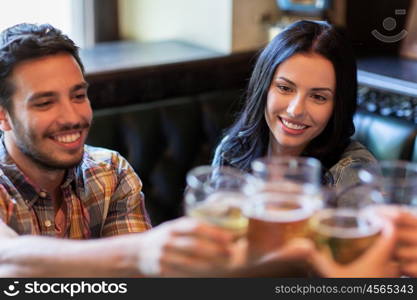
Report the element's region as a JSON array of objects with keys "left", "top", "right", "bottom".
[{"left": 0, "top": 106, "right": 12, "bottom": 131}]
